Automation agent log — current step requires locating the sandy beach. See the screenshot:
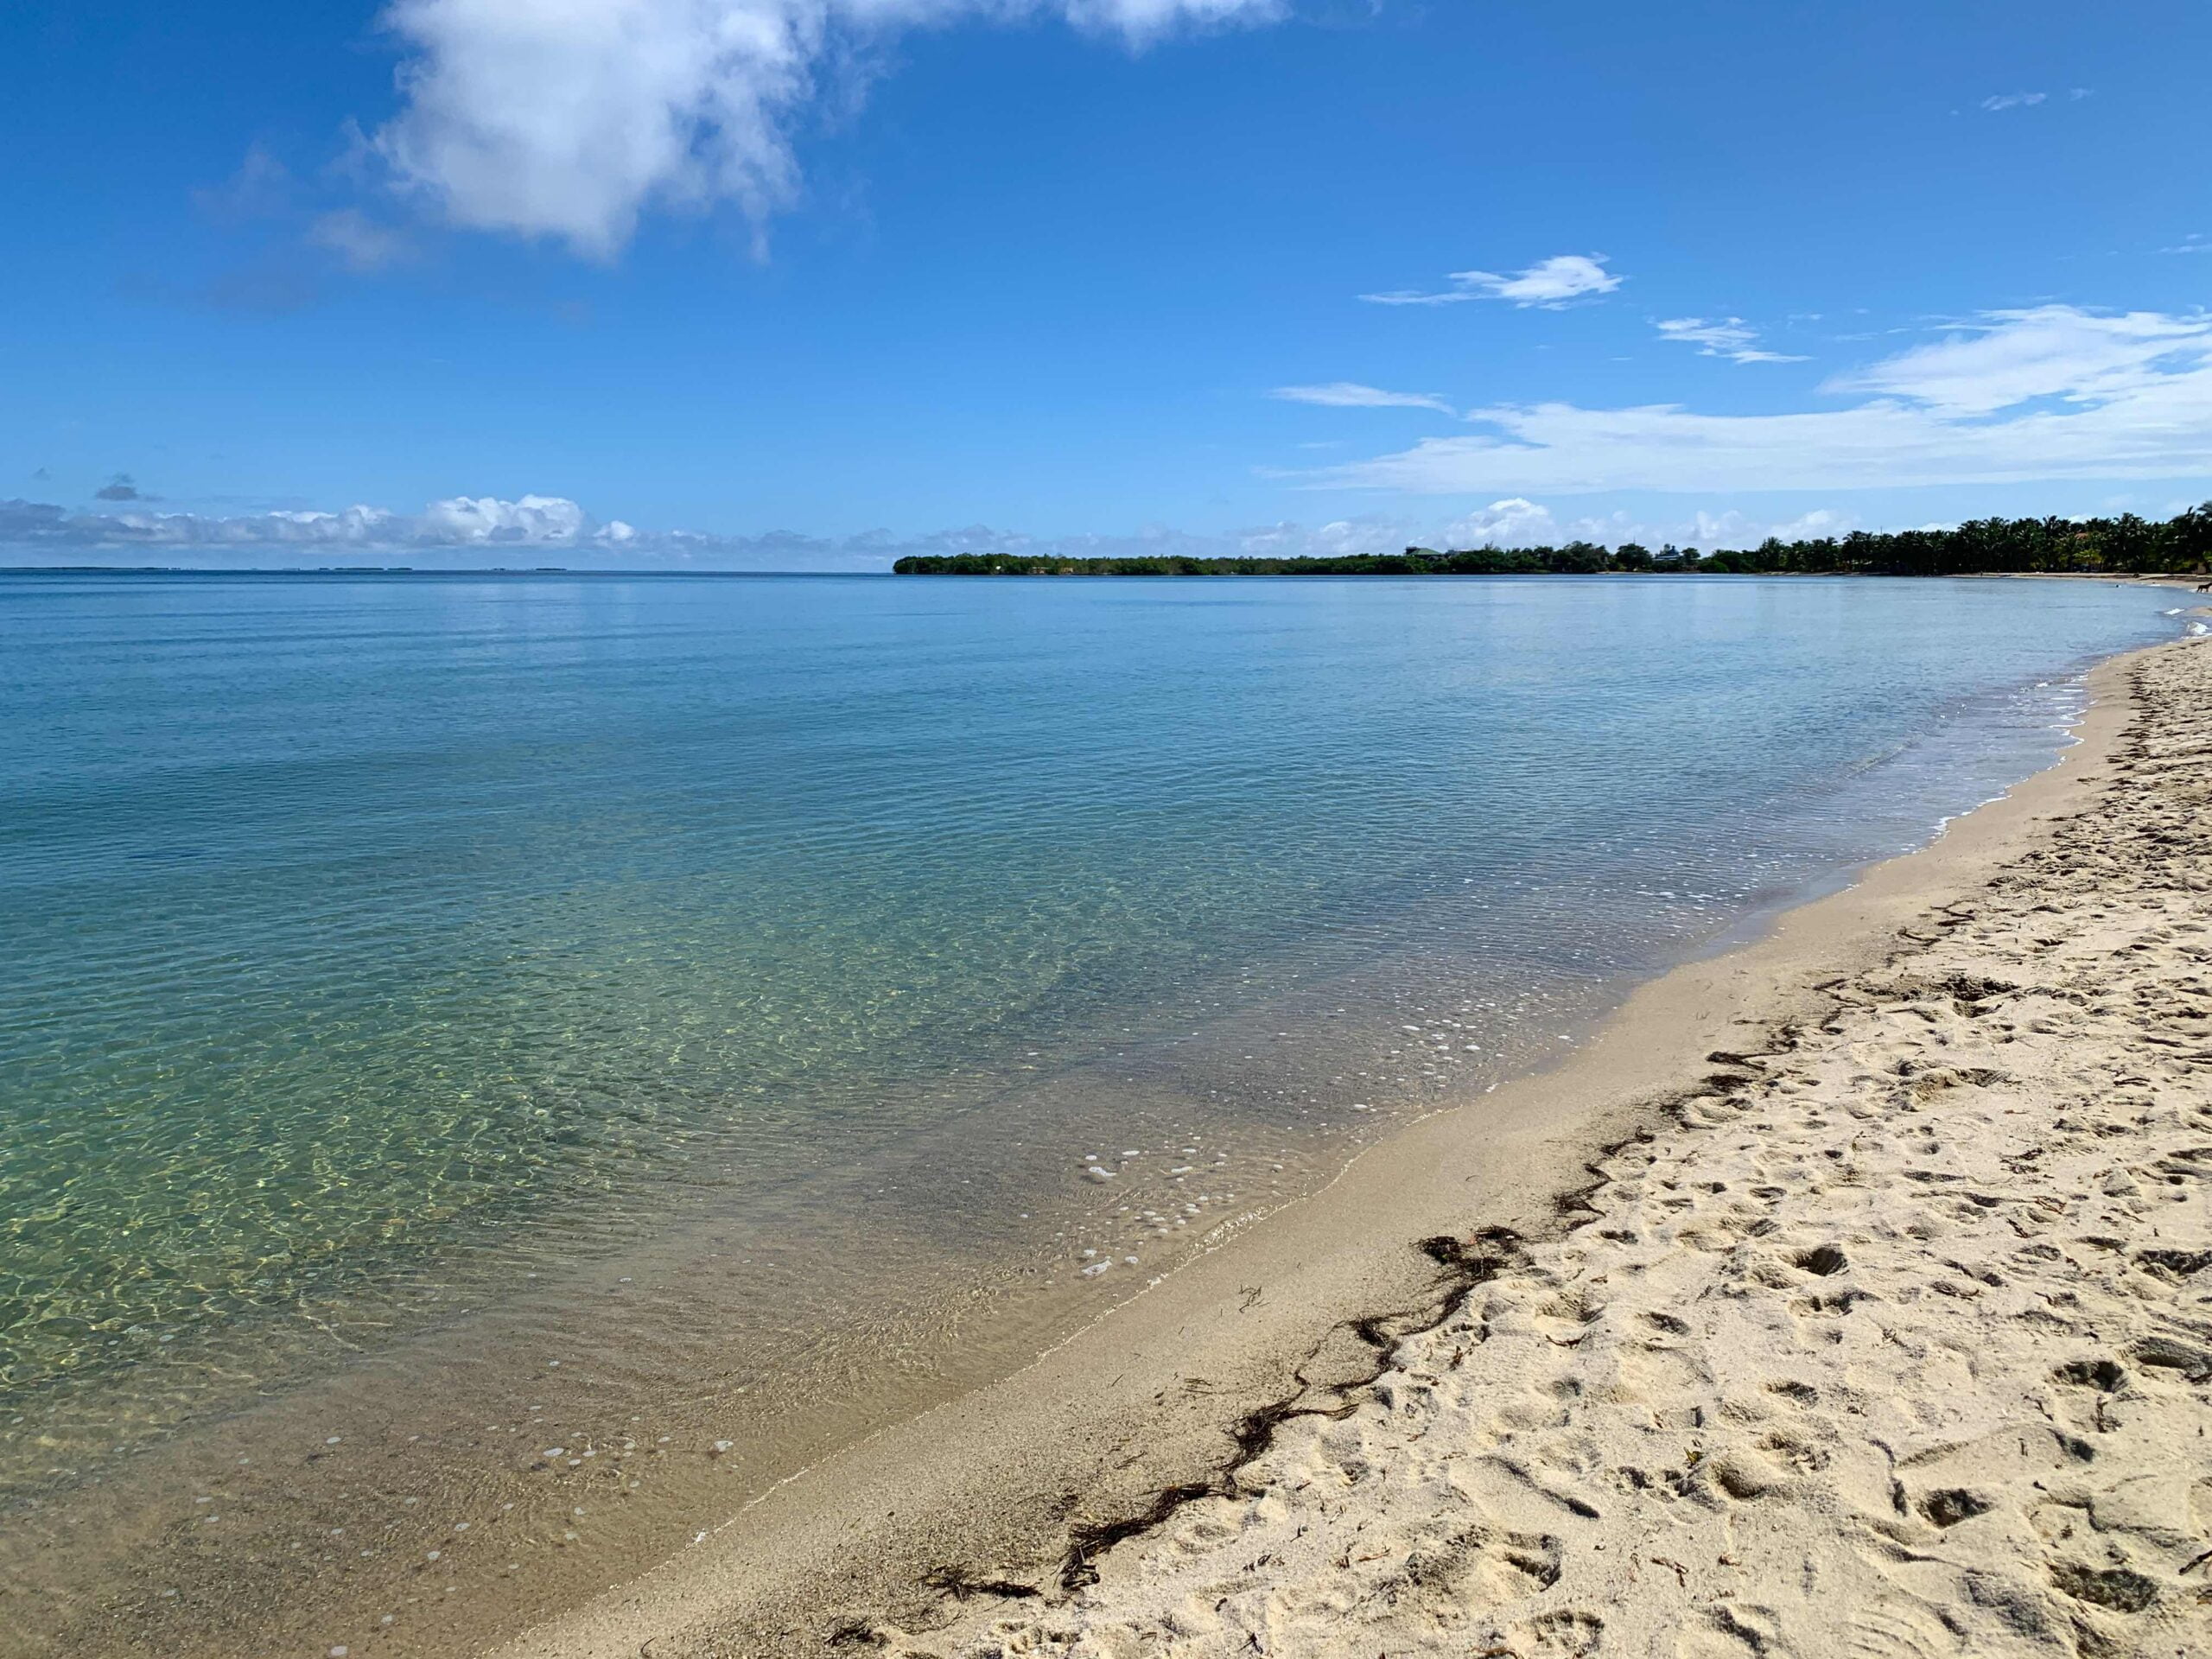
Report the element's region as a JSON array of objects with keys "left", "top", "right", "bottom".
[
  {"left": 493, "top": 630, "right": 2212, "bottom": 1658},
  {"left": 14, "top": 1, "right": 2212, "bottom": 1650},
  {"left": 851, "top": 638, "right": 2212, "bottom": 1655}
]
